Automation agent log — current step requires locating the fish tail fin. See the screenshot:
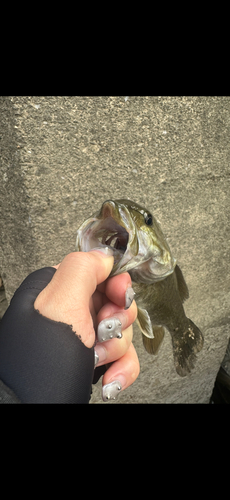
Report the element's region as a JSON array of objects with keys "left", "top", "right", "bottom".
[
  {"left": 142, "top": 326, "right": 165, "bottom": 355},
  {"left": 187, "top": 319, "right": 204, "bottom": 353},
  {"left": 172, "top": 319, "right": 204, "bottom": 377}
]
